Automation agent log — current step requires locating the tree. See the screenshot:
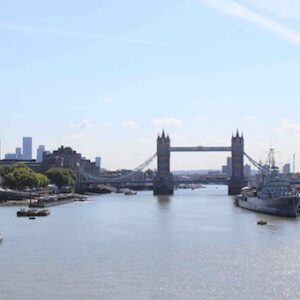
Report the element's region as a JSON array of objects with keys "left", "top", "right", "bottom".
[
  {"left": 1, "top": 164, "right": 49, "bottom": 190},
  {"left": 36, "top": 173, "right": 50, "bottom": 187},
  {"left": 0, "top": 166, "right": 12, "bottom": 177},
  {"left": 46, "top": 168, "right": 76, "bottom": 188}
]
